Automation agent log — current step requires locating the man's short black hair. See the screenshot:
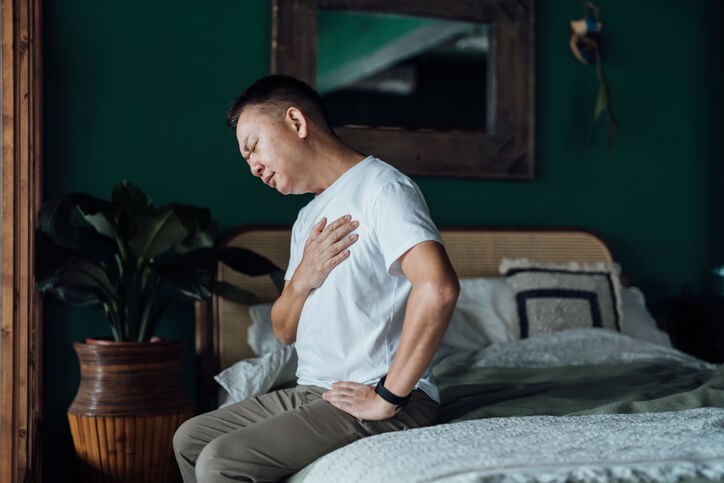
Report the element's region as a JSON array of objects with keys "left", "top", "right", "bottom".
[{"left": 226, "top": 75, "right": 333, "bottom": 134}]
